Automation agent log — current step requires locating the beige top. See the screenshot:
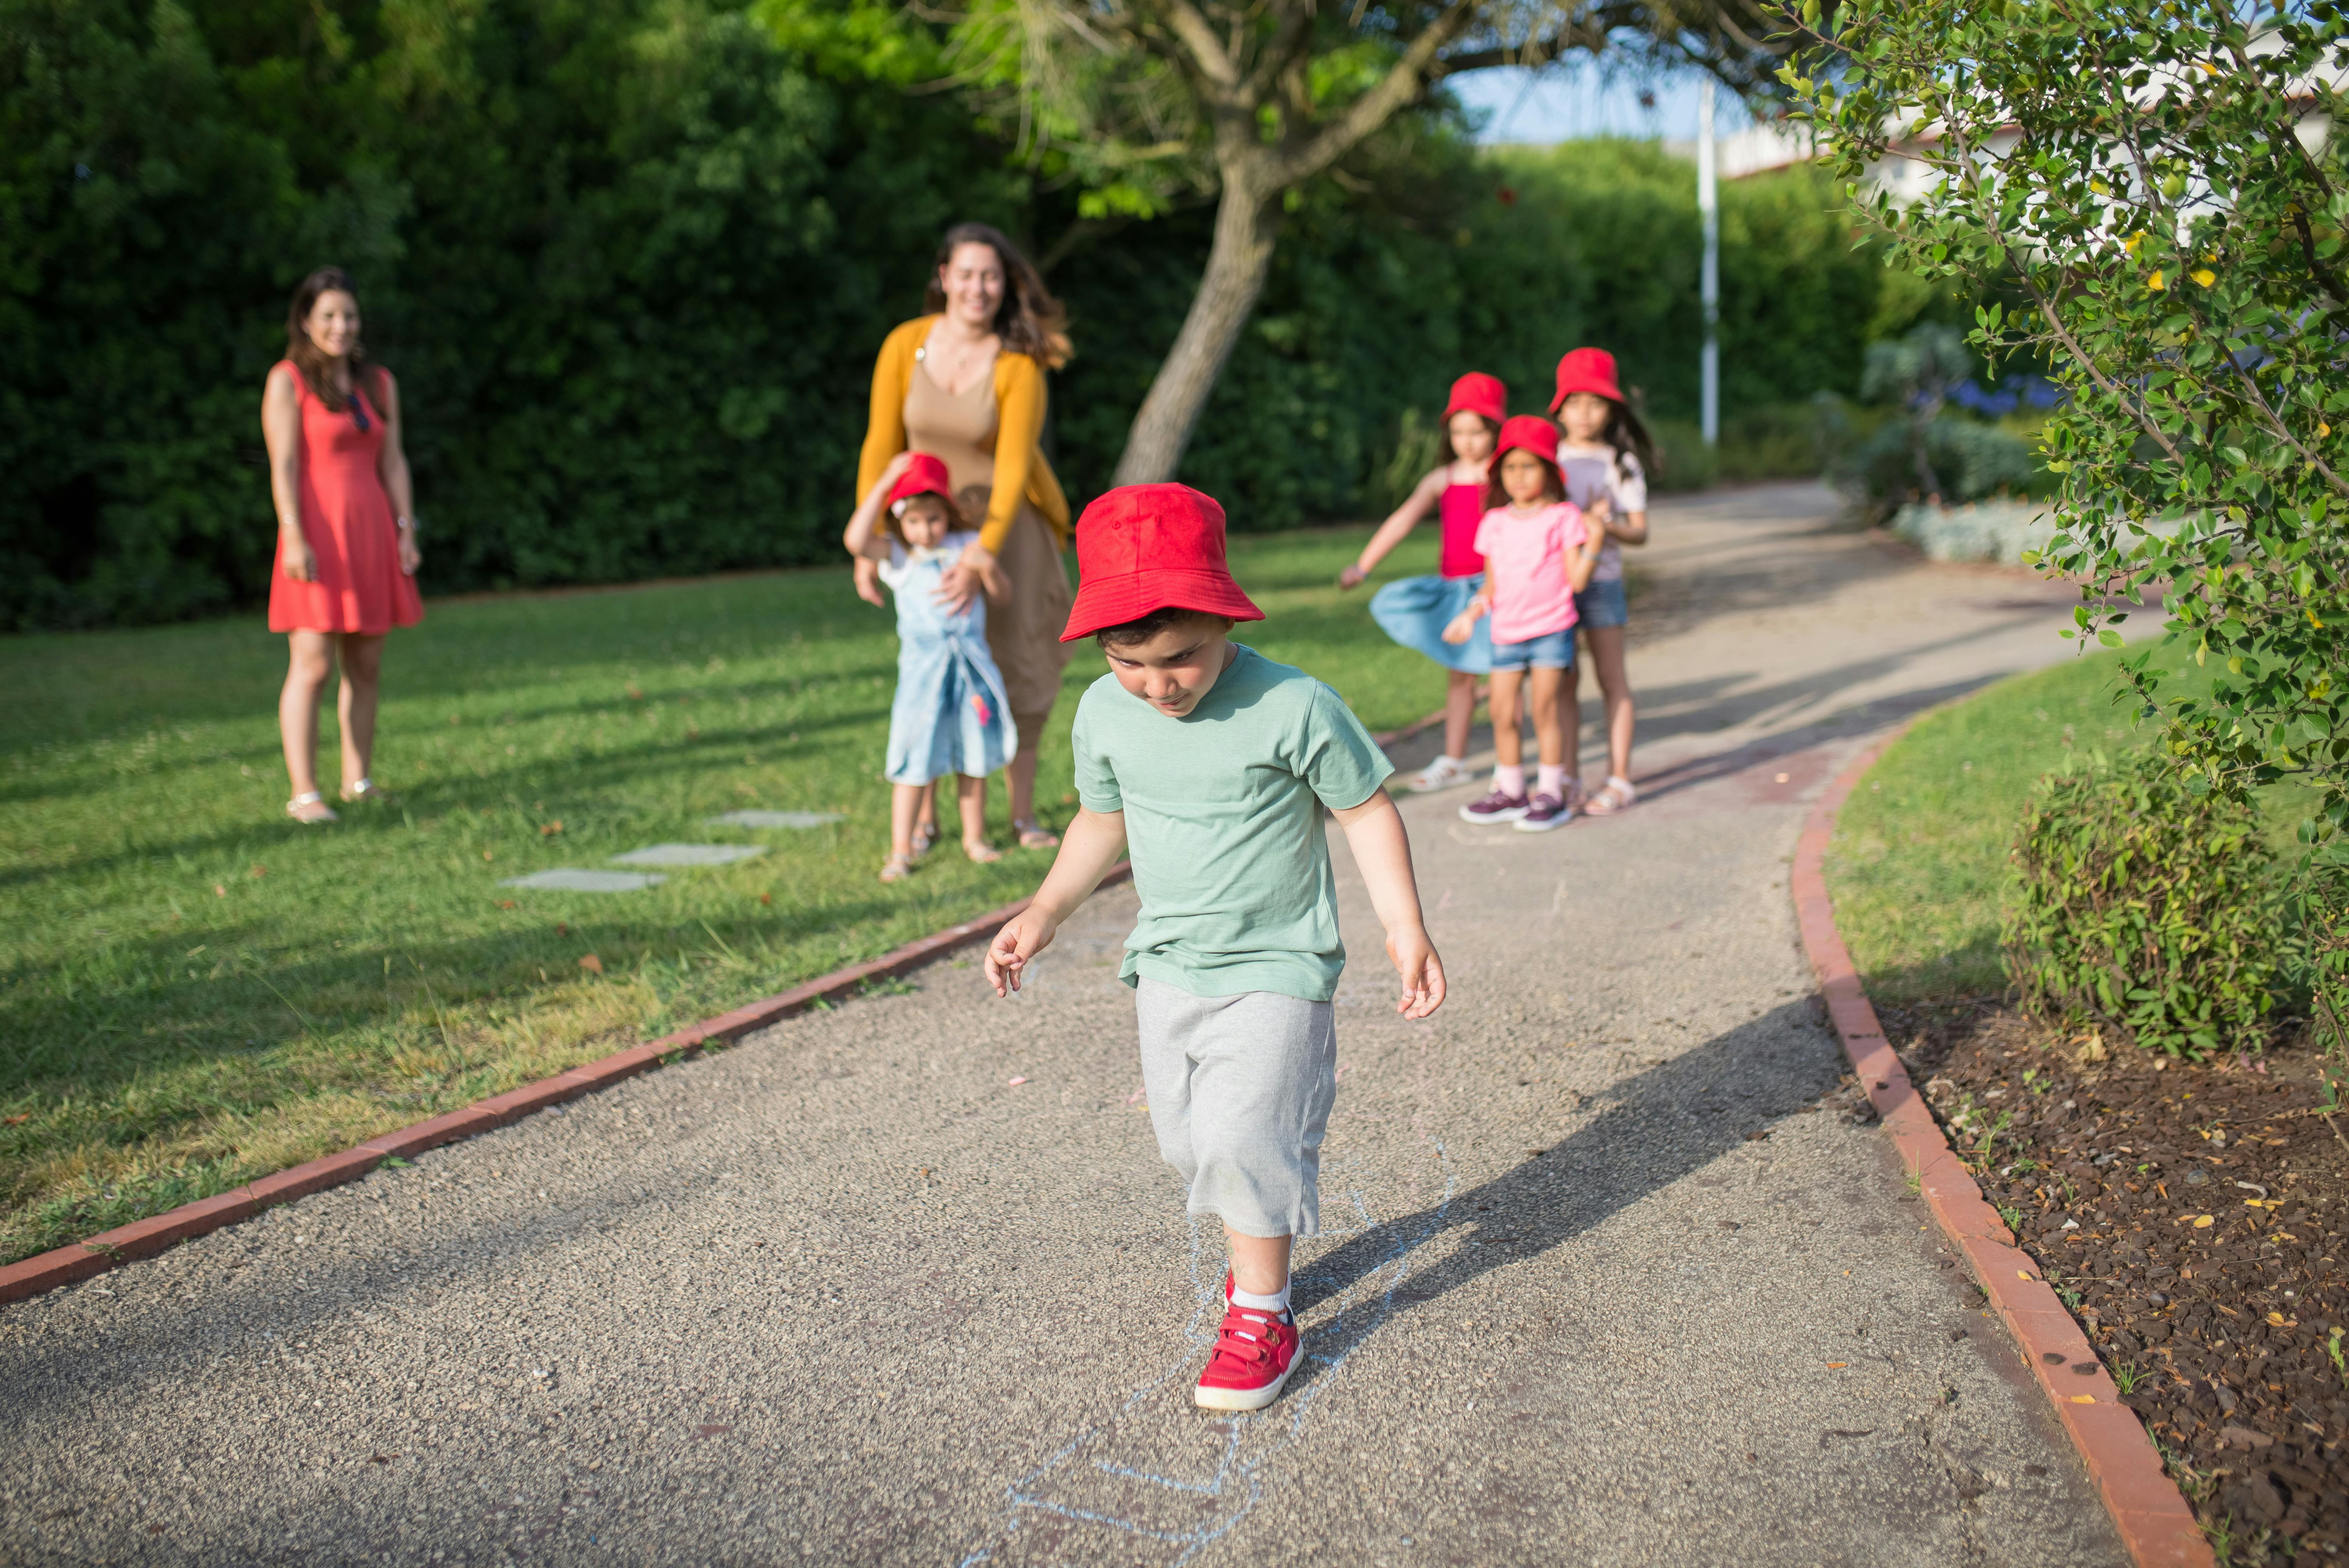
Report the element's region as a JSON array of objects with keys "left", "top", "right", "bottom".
[
  {"left": 902, "top": 353, "right": 1074, "bottom": 719},
  {"left": 903, "top": 362, "right": 1003, "bottom": 530}
]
